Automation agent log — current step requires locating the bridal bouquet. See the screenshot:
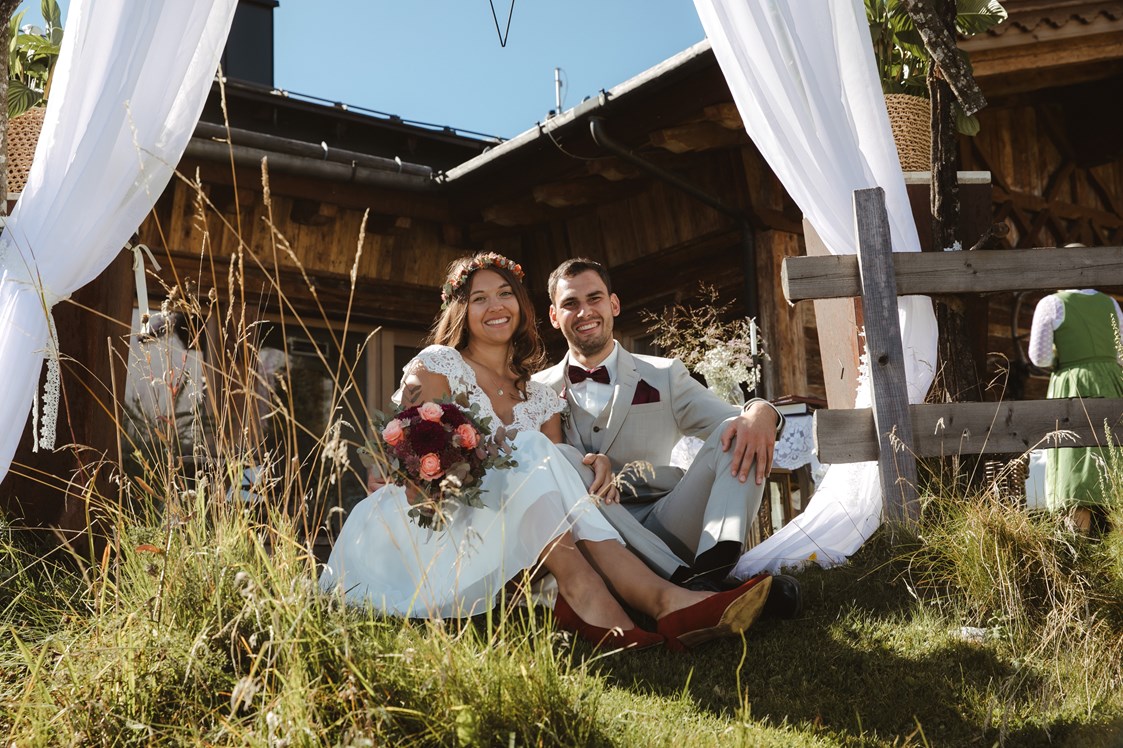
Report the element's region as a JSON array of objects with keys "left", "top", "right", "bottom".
[{"left": 360, "top": 394, "right": 518, "bottom": 530}]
